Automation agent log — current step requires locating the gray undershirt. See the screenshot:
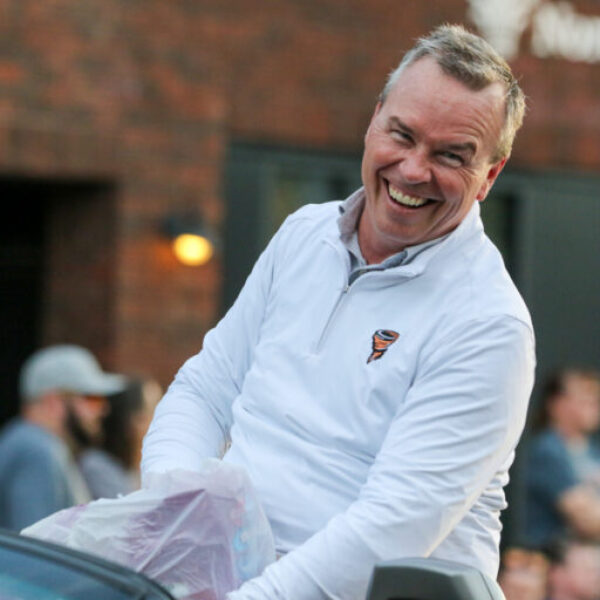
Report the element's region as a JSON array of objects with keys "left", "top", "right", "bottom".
[{"left": 337, "top": 189, "right": 447, "bottom": 284}]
